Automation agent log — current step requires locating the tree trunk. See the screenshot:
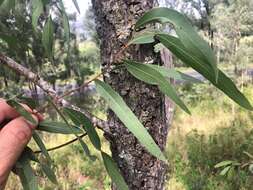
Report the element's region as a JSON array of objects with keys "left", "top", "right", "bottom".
[{"left": 92, "top": 1, "right": 172, "bottom": 189}]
